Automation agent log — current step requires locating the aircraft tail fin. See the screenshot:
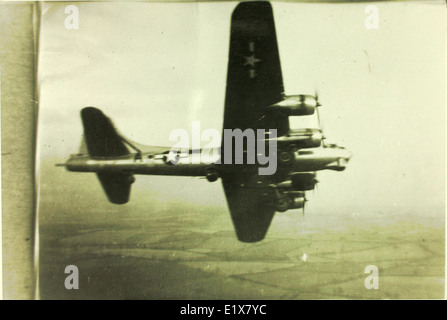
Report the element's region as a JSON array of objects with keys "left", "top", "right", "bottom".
[
  {"left": 78, "top": 135, "right": 88, "bottom": 155},
  {"left": 80, "top": 107, "right": 134, "bottom": 204},
  {"left": 81, "top": 107, "right": 130, "bottom": 158}
]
